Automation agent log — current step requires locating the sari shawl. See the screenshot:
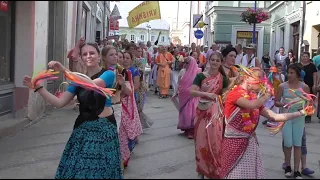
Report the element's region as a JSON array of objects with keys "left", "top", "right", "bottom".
[
  {"left": 220, "top": 85, "right": 263, "bottom": 178},
  {"left": 177, "top": 58, "right": 201, "bottom": 130},
  {"left": 119, "top": 70, "right": 143, "bottom": 164},
  {"left": 194, "top": 72, "right": 224, "bottom": 179}
]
